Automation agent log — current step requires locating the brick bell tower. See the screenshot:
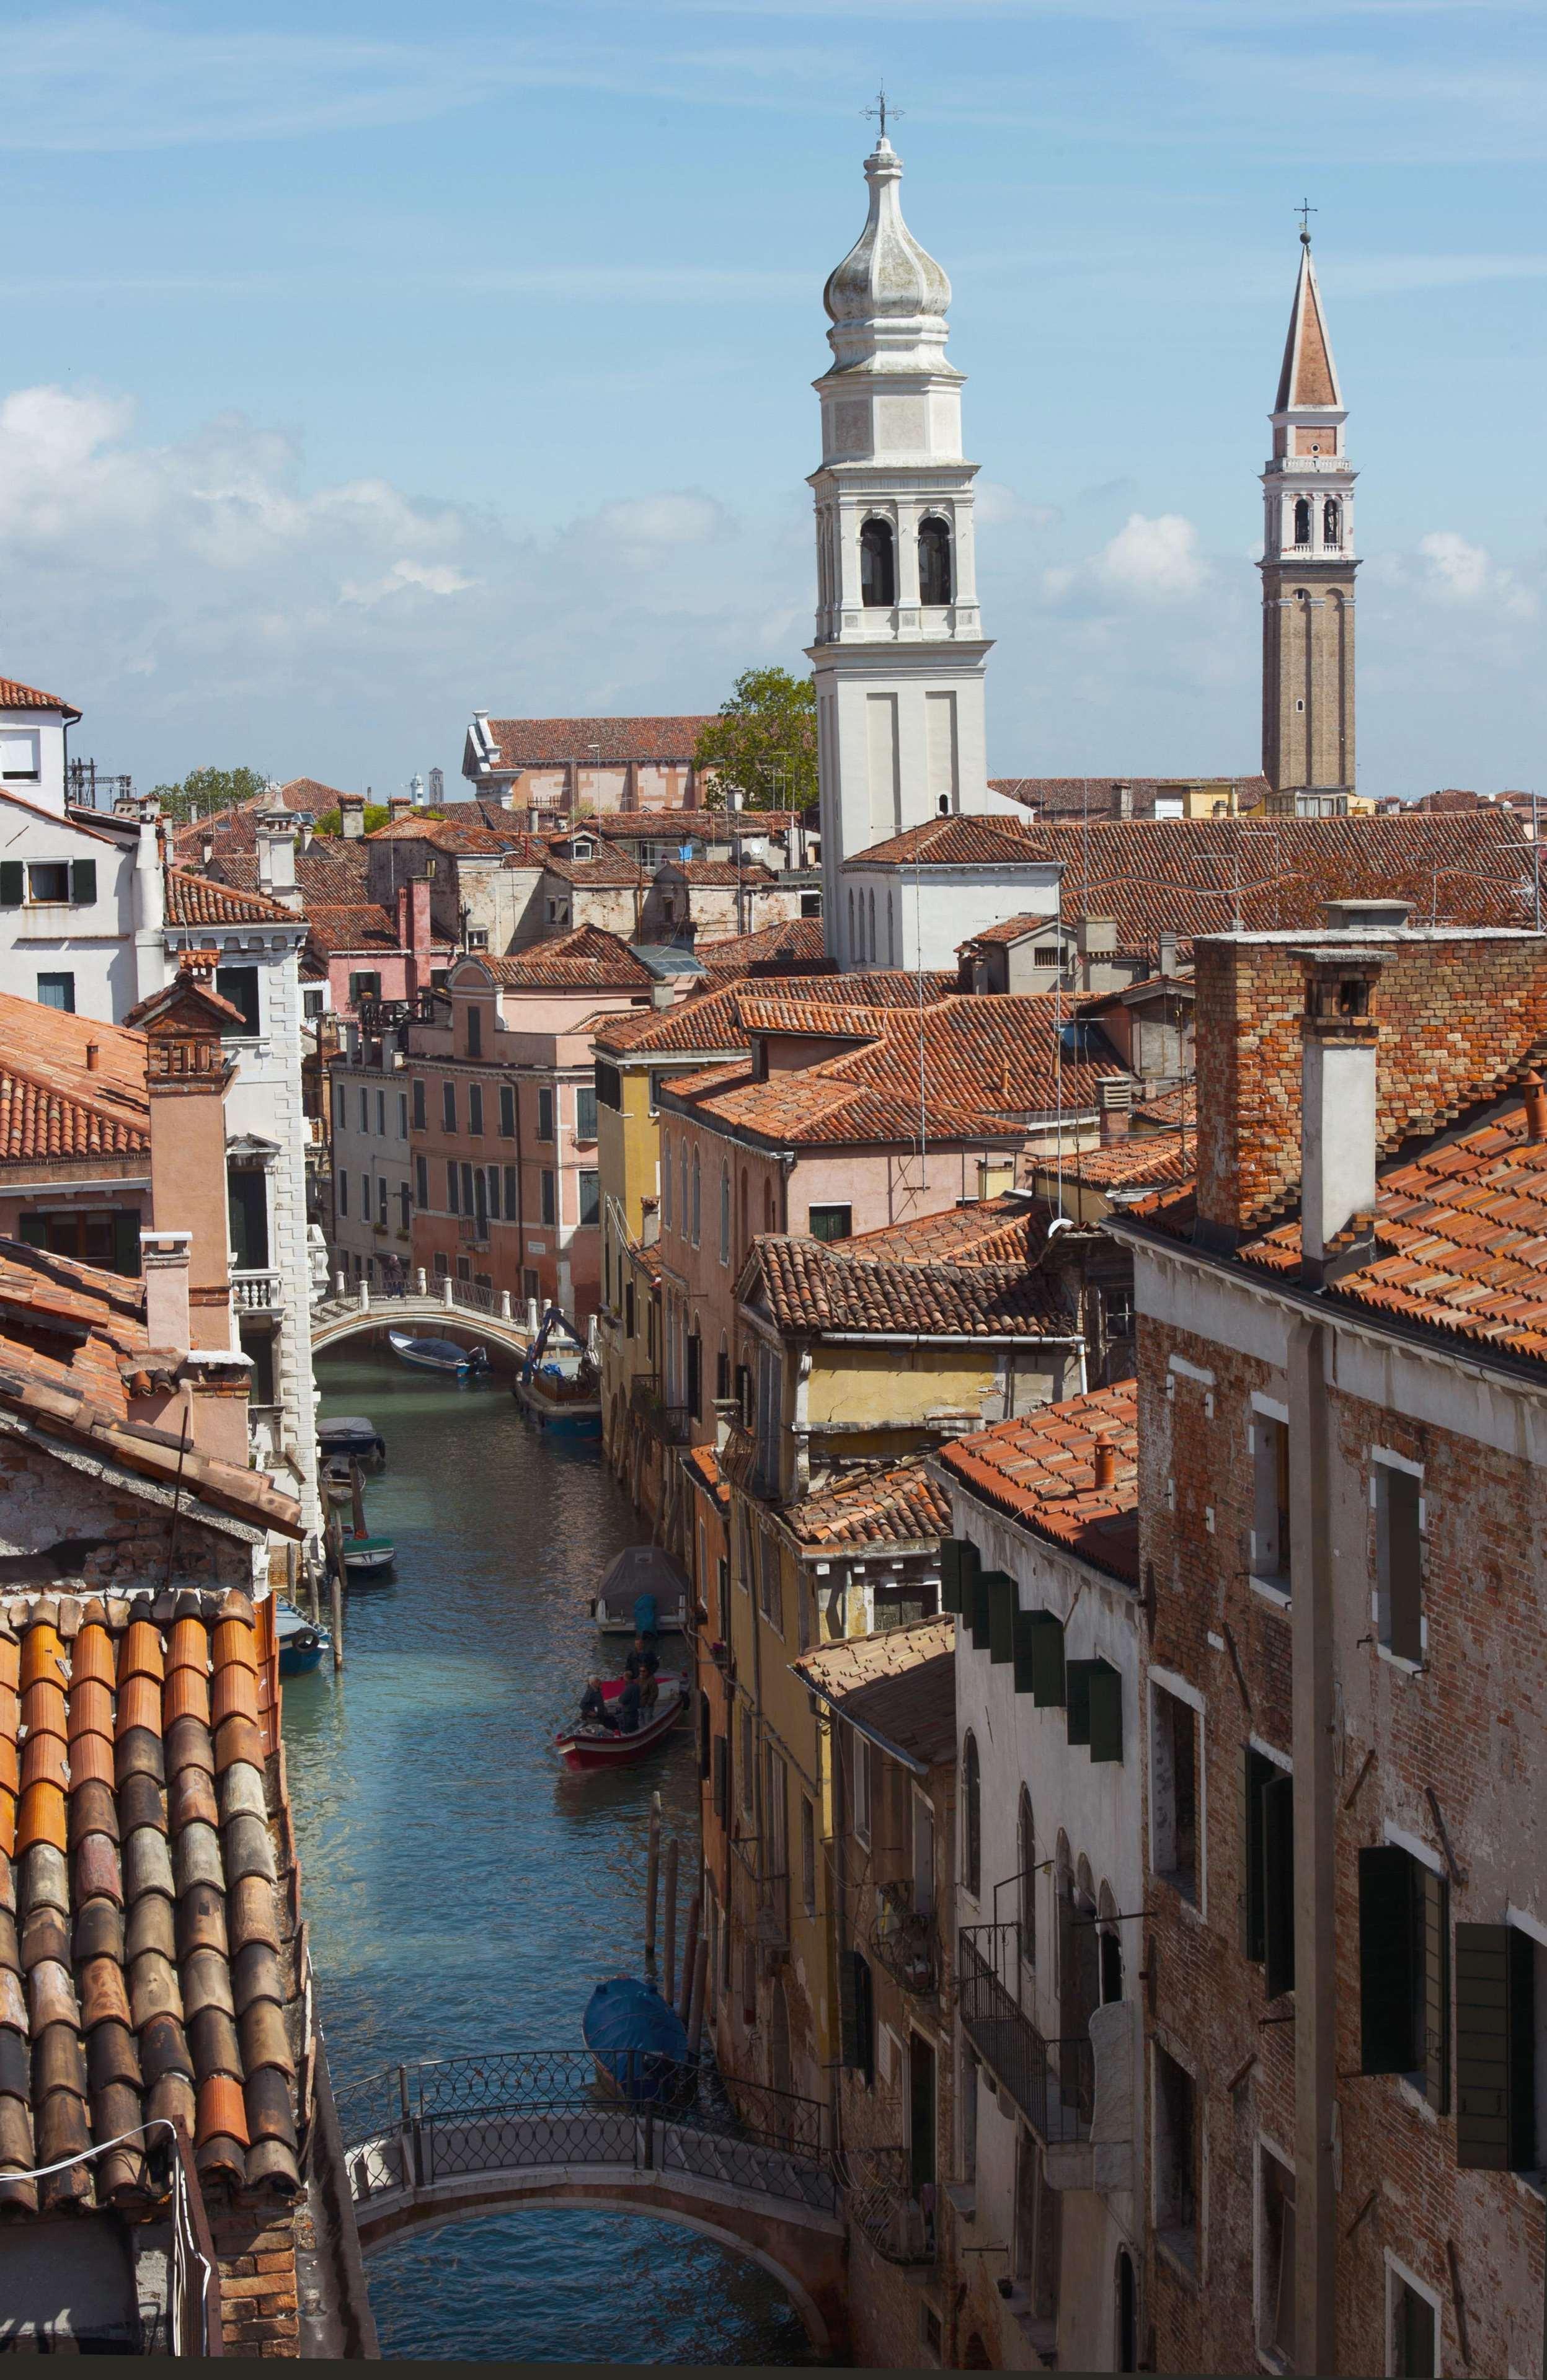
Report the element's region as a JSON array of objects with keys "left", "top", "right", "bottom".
[{"left": 1260, "top": 228, "right": 1358, "bottom": 816}]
